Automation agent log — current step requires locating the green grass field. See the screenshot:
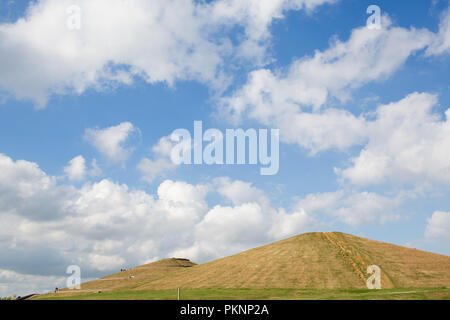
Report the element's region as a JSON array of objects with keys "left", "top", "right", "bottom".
[{"left": 34, "top": 287, "right": 450, "bottom": 300}]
